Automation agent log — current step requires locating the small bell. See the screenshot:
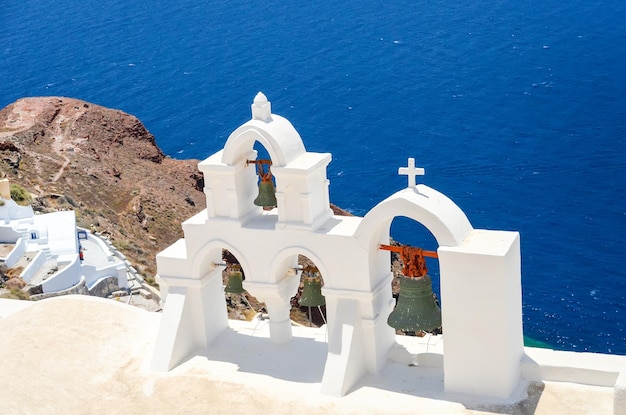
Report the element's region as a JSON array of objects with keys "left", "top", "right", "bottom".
[
  {"left": 299, "top": 270, "right": 325, "bottom": 307},
  {"left": 250, "top": 159, "right": 277, "bottom": 210},
  {"left": 388, "top": 274, "right": 441, "bottom": 332},
  {"left": 254, "top": 179, "right": 277, "bottom": 209},
  {"left": 224, "top": 265, "right": 245, "bottom": 294}
]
